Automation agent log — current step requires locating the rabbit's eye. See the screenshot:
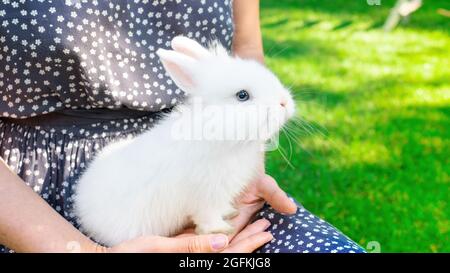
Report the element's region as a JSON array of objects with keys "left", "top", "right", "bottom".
[{"left": 236, "top": 90, "right": 250, "bottom": 102}]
